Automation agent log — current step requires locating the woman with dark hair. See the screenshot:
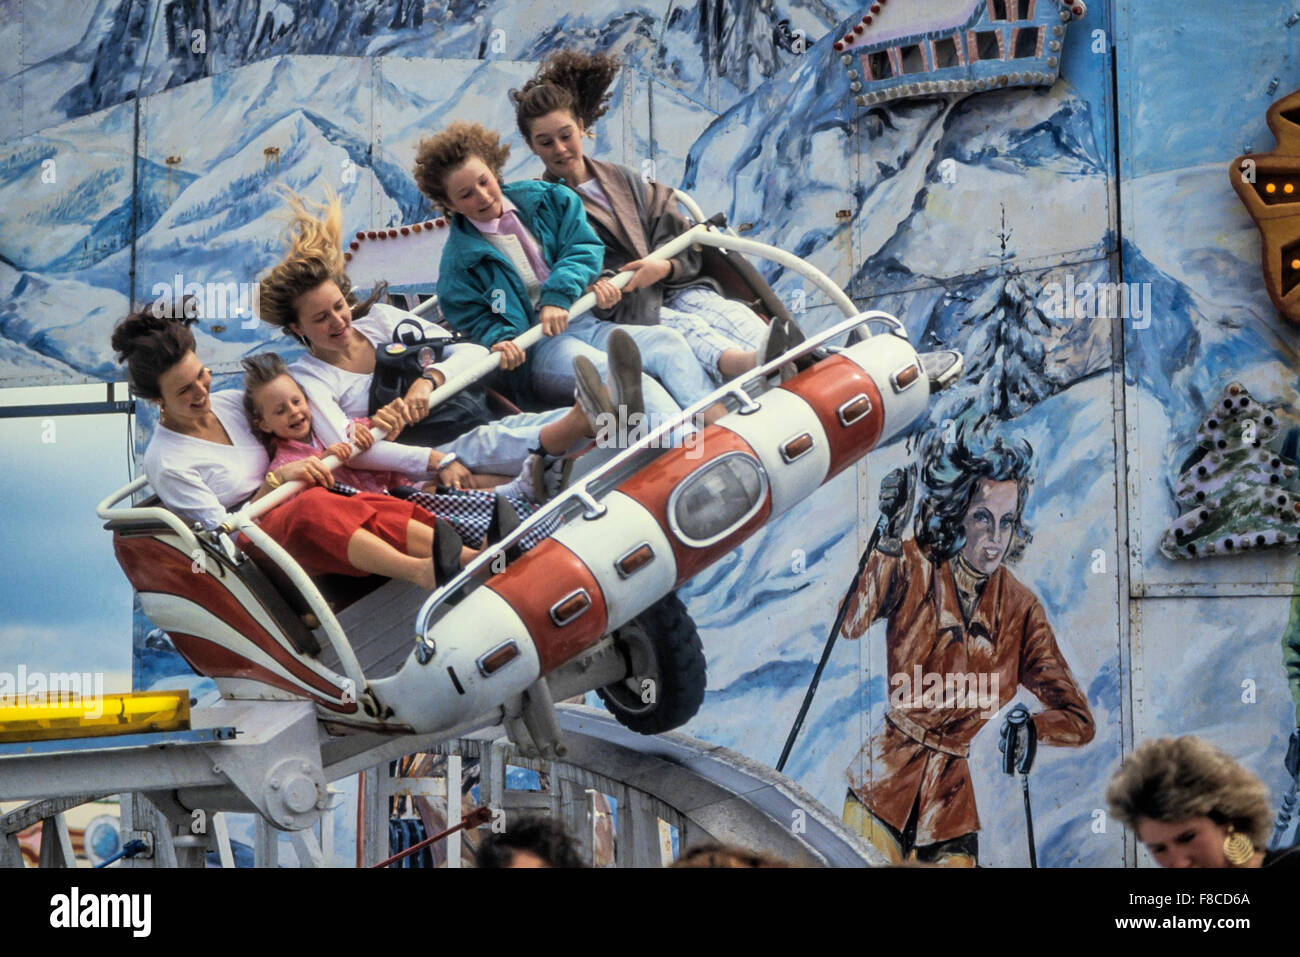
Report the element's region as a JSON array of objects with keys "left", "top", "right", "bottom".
[
  {"left": 511, "top": 50, "right": 781, "bottom": 388},
  {"left": 836, "top": 429, "right": 1094, "bottom": 866},
  {"left": 474, "top": 816, "right": 586, "bottom": 868},
  {"left": 1107, "top": 735, "right": 1299, "bottom": 868},
  {"left": 111, "top": 311, "right": 472, "bottom": 589}
]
